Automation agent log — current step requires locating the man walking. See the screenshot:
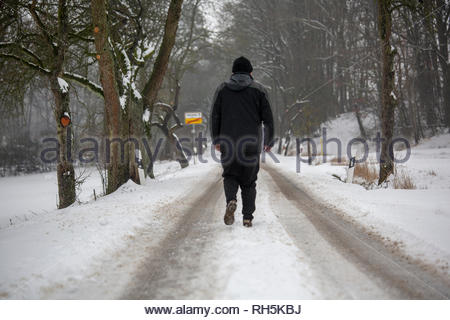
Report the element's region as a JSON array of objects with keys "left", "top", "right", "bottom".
[{"left": 210, "top": 56, "right": 274, "bottom": 227}]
